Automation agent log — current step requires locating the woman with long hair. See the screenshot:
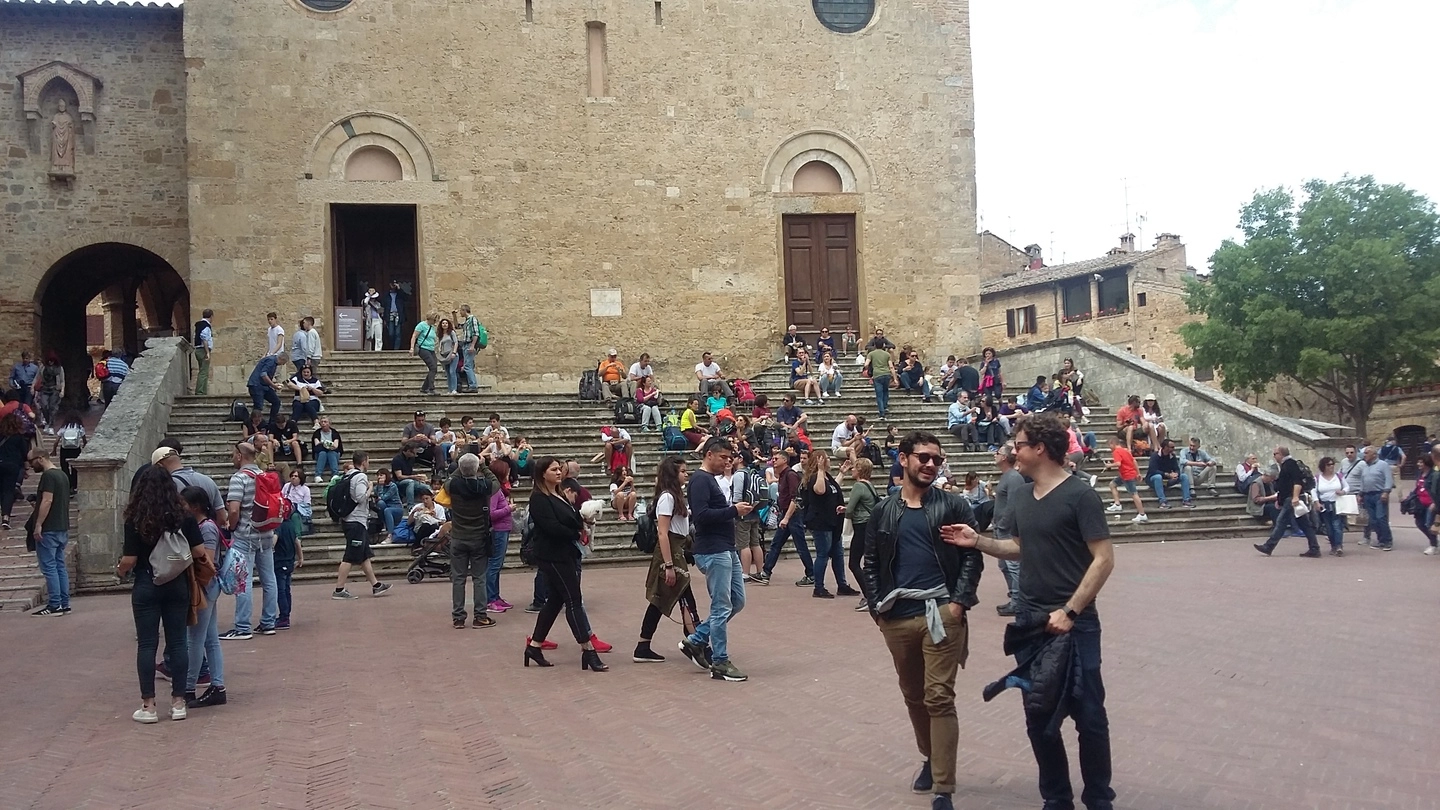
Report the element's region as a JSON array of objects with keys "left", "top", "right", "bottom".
[
  {"left": 116, "top": 465, "right": 207, "bottom": 723},
  {"left": 1412, "top": 454, "right": 1437, "bottom": 554},
  {"left": 633, "top": 456, "right": 701, "bottom": 663},
  {"left": 845, "top": 457, "right": 880, "bottom": 612},
  {"left": 799, "top": 451, "right": 857, "bottom": 600},
  {"left": 609, "top": 465, "right": 637, "bottom": 521},
  {"left": 1314, "top": 456, "right": 1348, "bottom": 557},
  {"left": 975, "top": 399, "right": 1002, "bottom": 450},
  {"left": 524, "top": 456, "right": 607, "bottom": 671},
  {"left": 435, "top": 317, "right": 459, "bottom": 395},
  {"left": 0, "top": 412, "right": 31, "bottom": 530},
  {"left": 790, "top": 347, "right": 822, "bottom": 405},
  {"left": 636, "top": 375, "right": 663, "bottom": 432},
  {"left": 1141, "top": 395, "right": 1167, "bottom": 446}
]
